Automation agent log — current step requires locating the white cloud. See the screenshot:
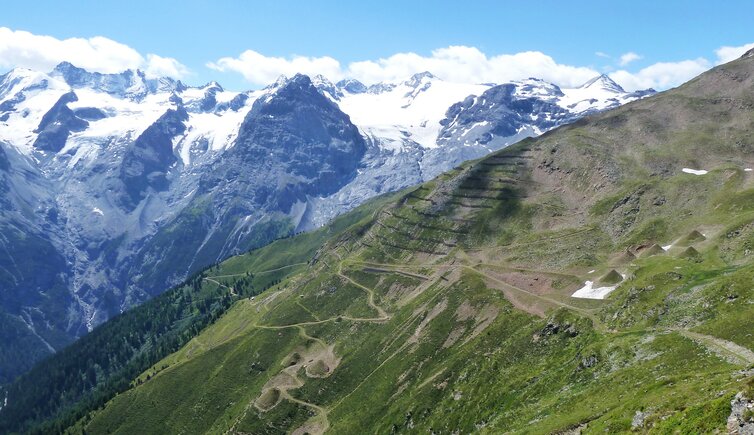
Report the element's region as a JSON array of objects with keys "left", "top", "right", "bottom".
[
  {"left": 715, "top": 42, "right": 754, "bottom": 64},
  {"left": 0, "top": 27, "right": 188, "bottom": 79},
  {"left": 595, "top": 51, "right": 610, "bottom": 58},
  {"left": 207, "top": 50, "right": 343, "bottom": 86},
  {"left": 145, "top": 54, "right": 190, "bottom": 79},
  {"left": 618, "top": 52, "right": 642, "bottom": 66},
  {"left": 208, "top": 45, "right": 734, "bottom": 91},
  {"left": 209, "top": 45, "right": 600, "bottom": 88},
  {"left": 609, "top": 58, "right": 711, "bottom": 90}
]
